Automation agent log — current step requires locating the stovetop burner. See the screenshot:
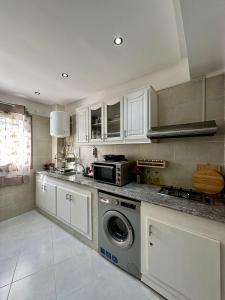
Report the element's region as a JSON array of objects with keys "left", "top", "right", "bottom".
[{"left": 159, "top": 186, "right": 208, "bottom": 203}]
